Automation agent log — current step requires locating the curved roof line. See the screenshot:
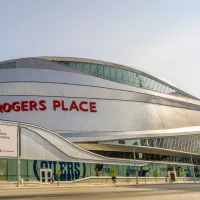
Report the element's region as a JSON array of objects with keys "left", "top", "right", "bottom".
[
  {"left": 39, "top": 56, "right": 198, "bottom": 100},
  {"left": 0, "top": 56, "right": 197, "bottom": 100},
  {"left": 0, "top": 119, "right": 148, "bottom": 166},
  {"left": 39, "top": 56, "right": 175, "bottom": 85}
]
